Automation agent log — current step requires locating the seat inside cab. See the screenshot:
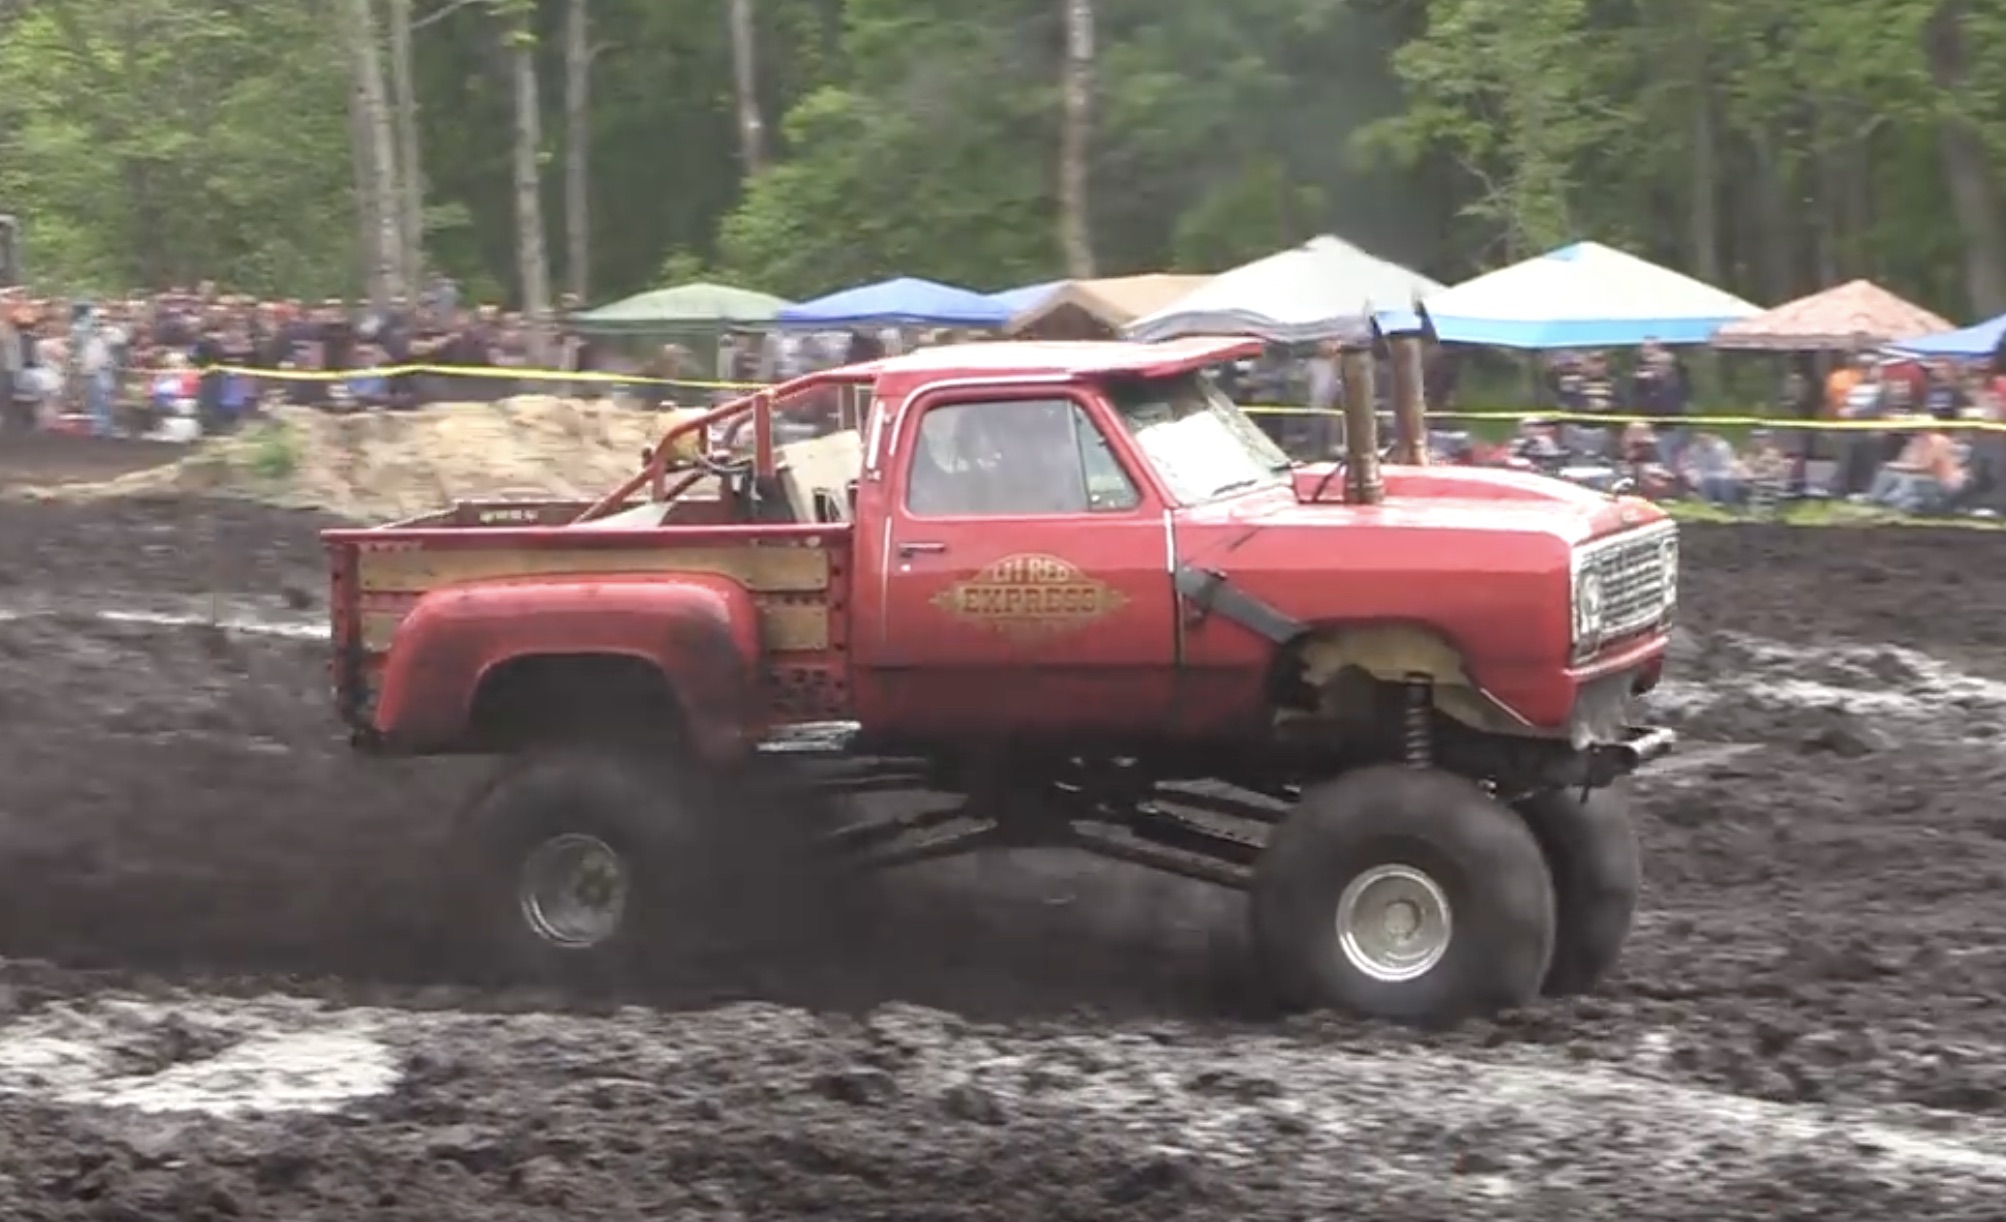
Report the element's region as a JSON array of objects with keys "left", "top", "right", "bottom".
[{"left": 774, "top": 428, "right": 863, "bottom": 523}]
